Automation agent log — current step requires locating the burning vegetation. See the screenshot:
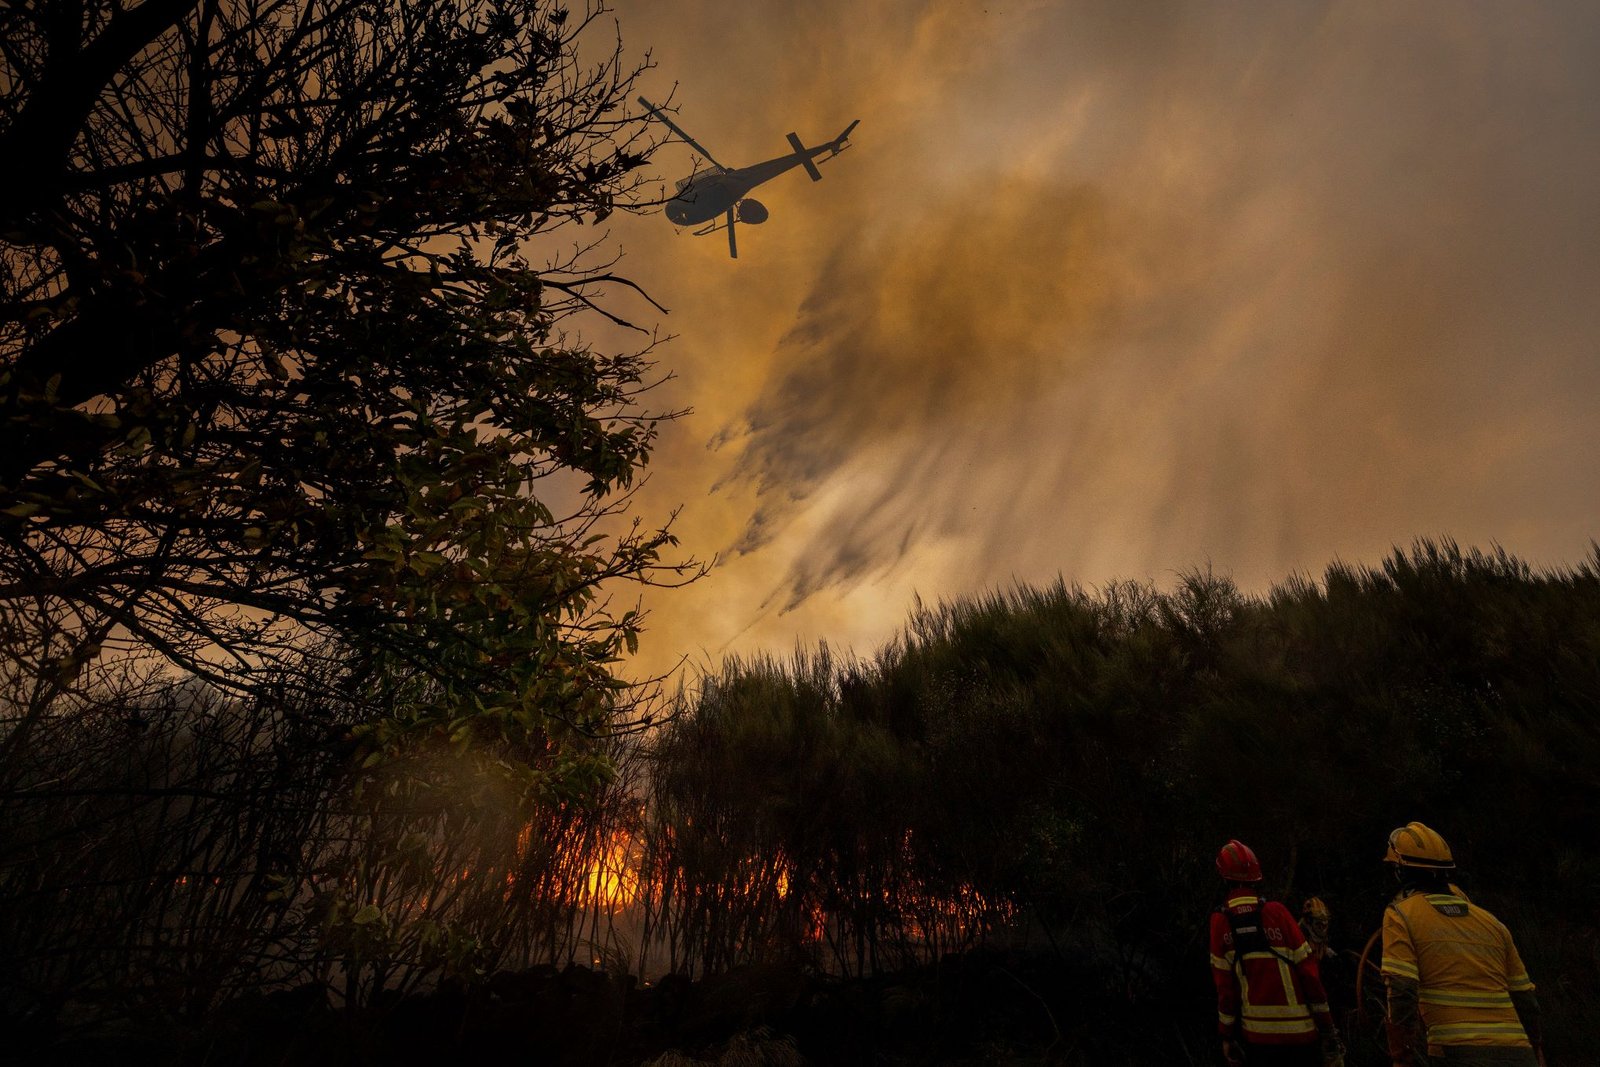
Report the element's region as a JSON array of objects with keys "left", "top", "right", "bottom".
[{"left": 4, "top": 540, "right": 1600, "bottom": 1063}]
